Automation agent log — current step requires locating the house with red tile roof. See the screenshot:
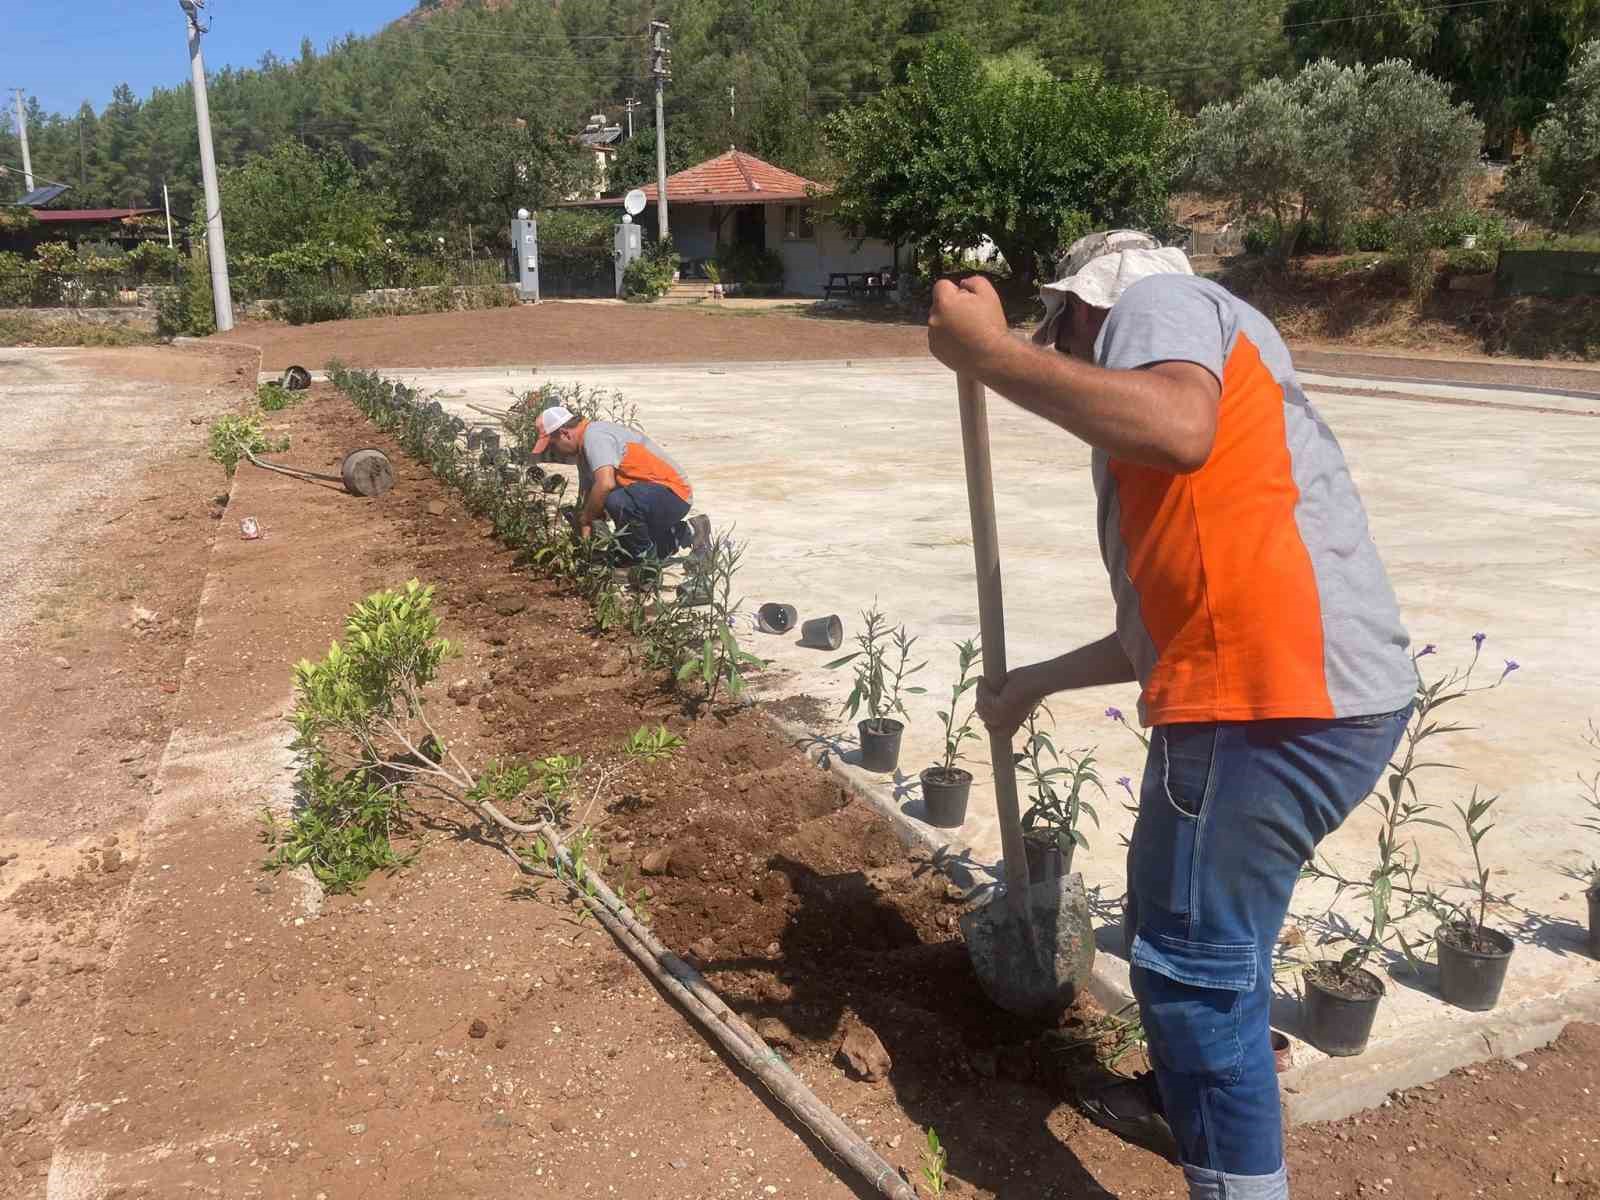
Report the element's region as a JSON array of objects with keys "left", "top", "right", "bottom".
[{"left": 568, "top": 147, "right": 903, "bottom": 298}]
